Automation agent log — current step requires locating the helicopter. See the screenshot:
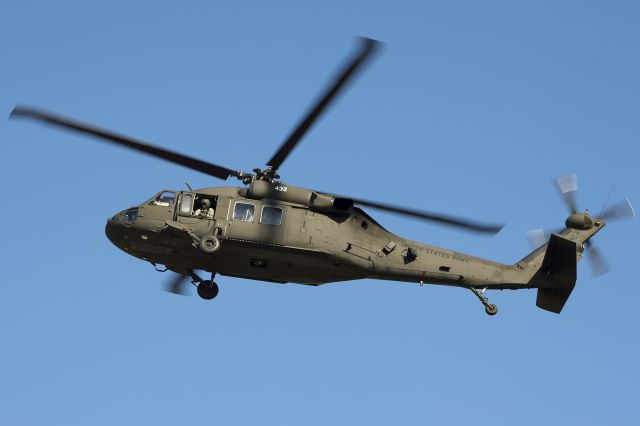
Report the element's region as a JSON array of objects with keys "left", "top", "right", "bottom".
[{"left": 10, "top": 37, "right": 635, "bottom": 315}]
